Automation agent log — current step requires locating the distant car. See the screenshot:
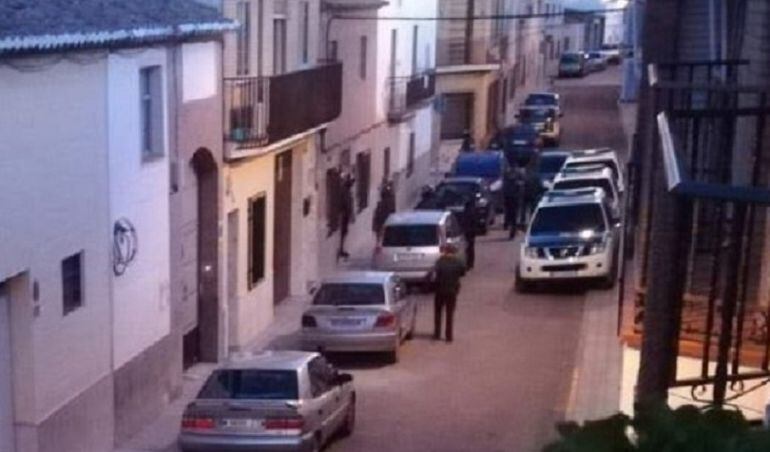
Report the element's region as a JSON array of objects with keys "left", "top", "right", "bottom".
[
  {"left": 558, "top": 52, "right": 587, "bottom": 77},
  {"left": 516, "top": 106, "right": 561, "bottom": 146},
  {"left": 416, "top": 177, "right": 496, "bottom": 234},
  {"left": 451, "top": 150, "right": 507, "bottom": 212},
  {"left": 599, "top": 49, "right": 622, "bottom": 65},
  {"left": 524, "top": 92, "right": 562, "bottom": 118},
  {"left": 301, "top": 272, "right": 416, "bottom": 363},
  {"left": 536, "top": 150, "right": 571, "bottom": 189},
  {"left": 586, "top": 51, "right": 608, "bottom": 72},
  {"left": 178, "top": 351, "right": 355, "bottom": 452},
  {"left": 516, "top": 188, "right": 620, "bottom": 291},
  {"left": 562, "top": 148, "right": 625, "bottom": 193},
  {"left": 552, "top": 164, "right": 622, "bottom": 221},
  {"left": 374, "top": 210, "right": 467, "bottom": 284}
]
